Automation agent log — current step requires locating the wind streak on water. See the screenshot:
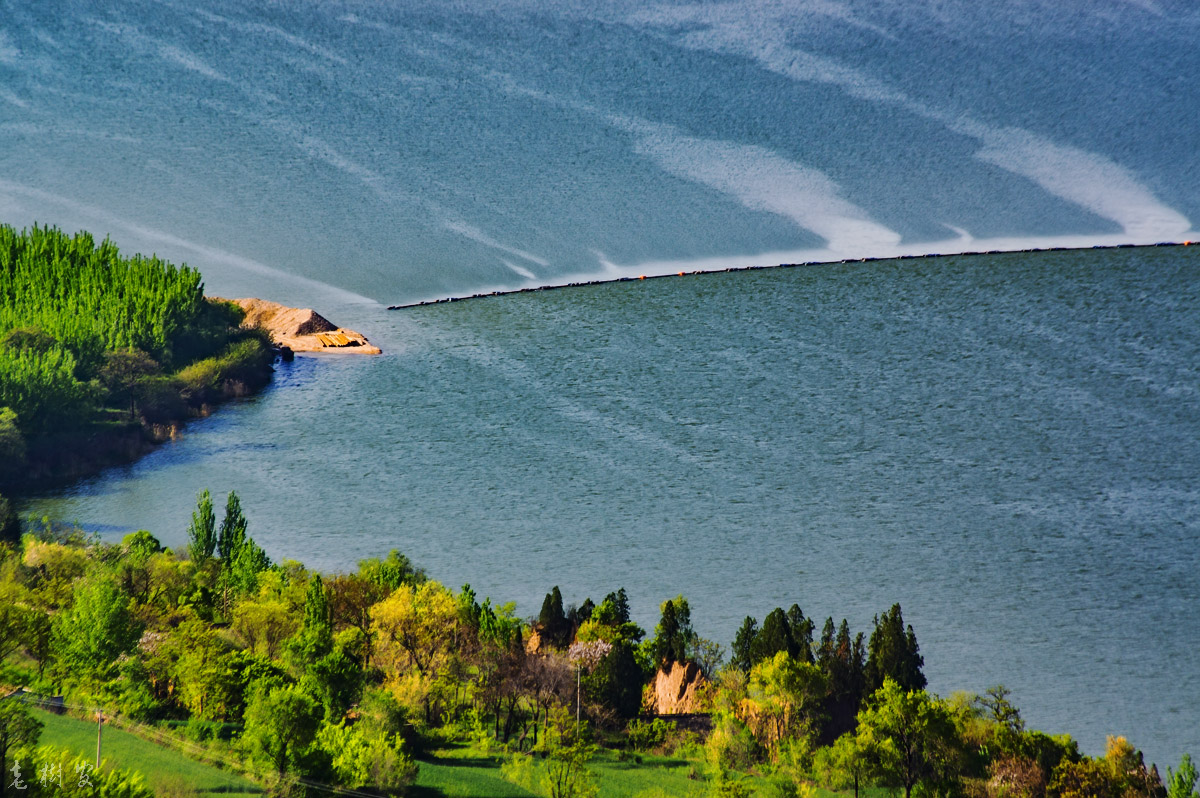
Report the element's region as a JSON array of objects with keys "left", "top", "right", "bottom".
[{"left": 2, "top": 0, "right": 1198, "bottom": 302}]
